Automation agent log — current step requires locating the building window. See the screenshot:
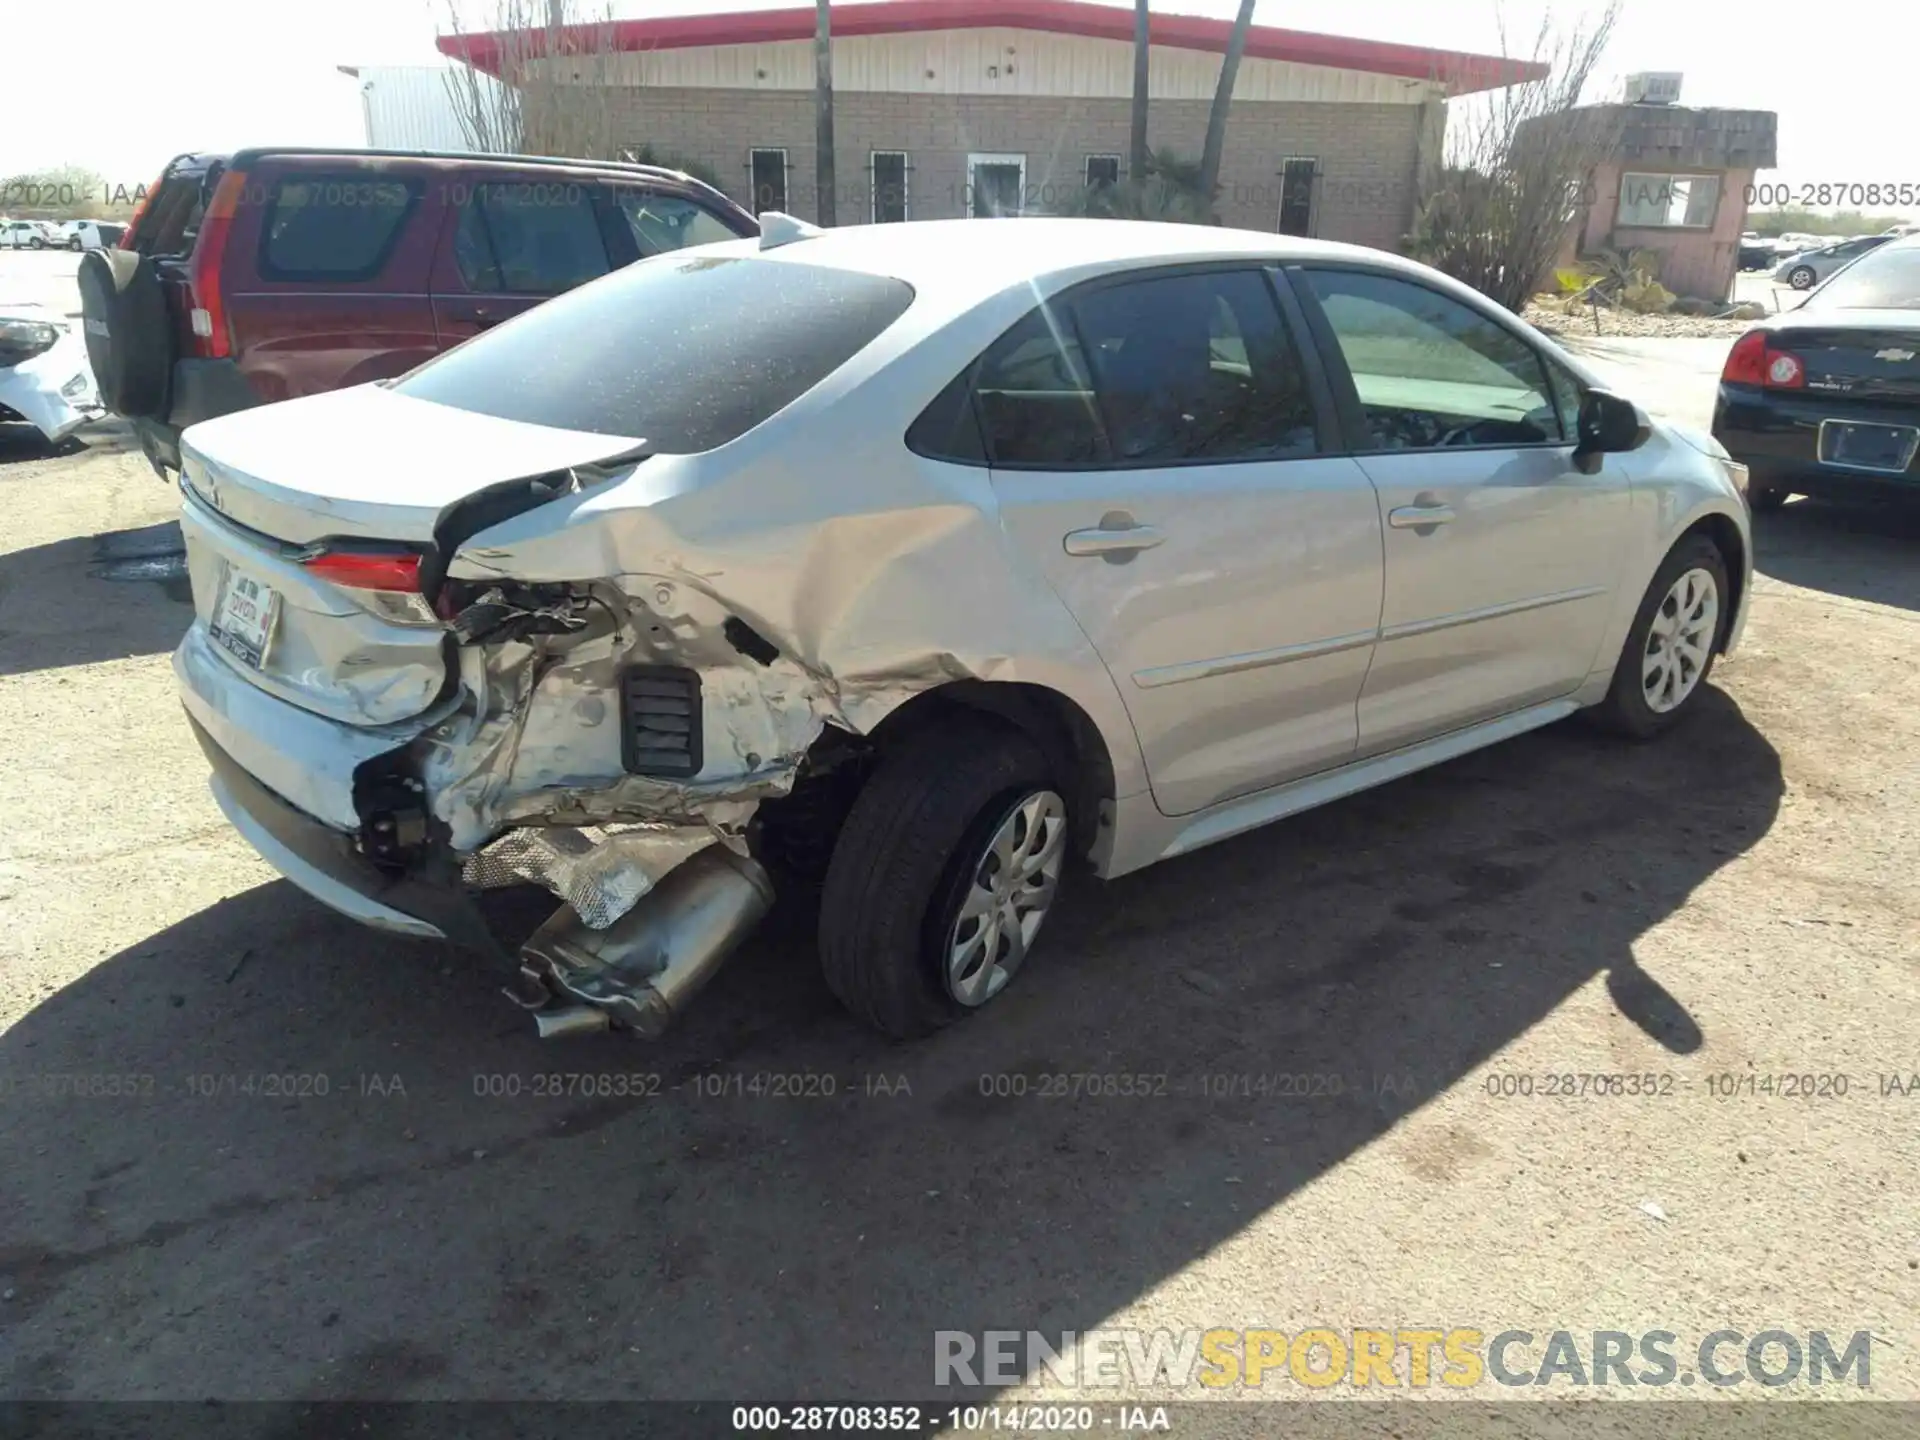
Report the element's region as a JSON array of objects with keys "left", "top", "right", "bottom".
[
  {"left": 1616, "top": 172, "right": 1720, "bottom": 228},
  {"left": 967, "top": 153, "right": 1026, "bottom": 217},
  {"left": 871, "top": 151, "right": 909, "bottom": 224},
  {"left": 1278, "top": 157, "right": 1318, "bottom": 237},
  {"left": 1085, "top": 154, "right": 1121, "bottom": 190},
  {"left": 749, "top": 148, "right": 789, "bottom": 214}
]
